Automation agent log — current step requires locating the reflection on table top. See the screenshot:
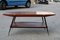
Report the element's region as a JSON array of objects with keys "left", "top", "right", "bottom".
[{"left": 3, "top": 11, "right": 55, "bottom": 17}]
